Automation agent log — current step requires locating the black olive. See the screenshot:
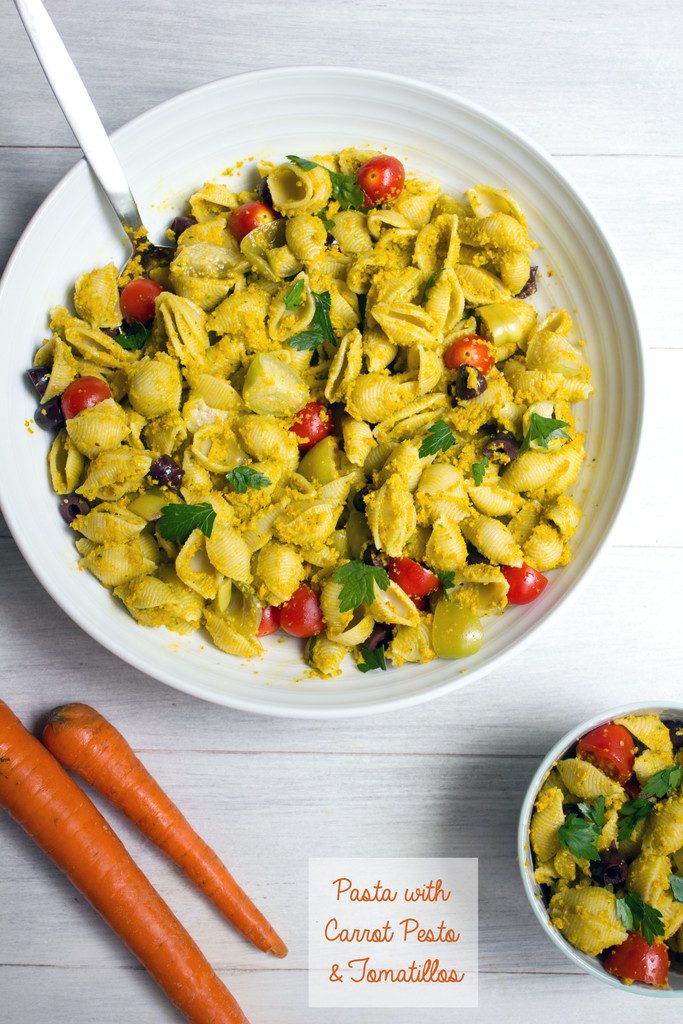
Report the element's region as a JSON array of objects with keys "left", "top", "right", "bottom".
[
  {"left": 516, "top": 265, "right": 538, "bottom": 299},
  {"left": 365, "top": 623, "right": 394, "bottom": 651},
  {"left": 592, "top": 843, "right": 628, "bottom": 888},
  {"left": 170, "top": 215, "right": 197, "bottom": 240},
  {"left": 100, "top": 327, "right": 121, "bottom": 339},
  {"left": 662, "top": 719, "right": 683, "bottom": 749},
  {"left": 58, "top": 494, "right": 91, "bottom": 525},
  {"left": 449, "top": 365, "right": 487, "bottom": 401},
  {"left": 34, "top": 396, "right": 65, "bottom": 431},
  {"left": 27, "top": 367, "right": 50, "bottom": 397},
  {"left": 483, "top": 433, "right": 521, "bottom": 463},
  {"left": 149, "top": 455, "right": 184, "bottom": 490},
  {"left": 362, "top": 545, "right": 385, "bottom": 568},
  {"left": 257, "top": 178, "right": 273, "bottom": 207}
]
